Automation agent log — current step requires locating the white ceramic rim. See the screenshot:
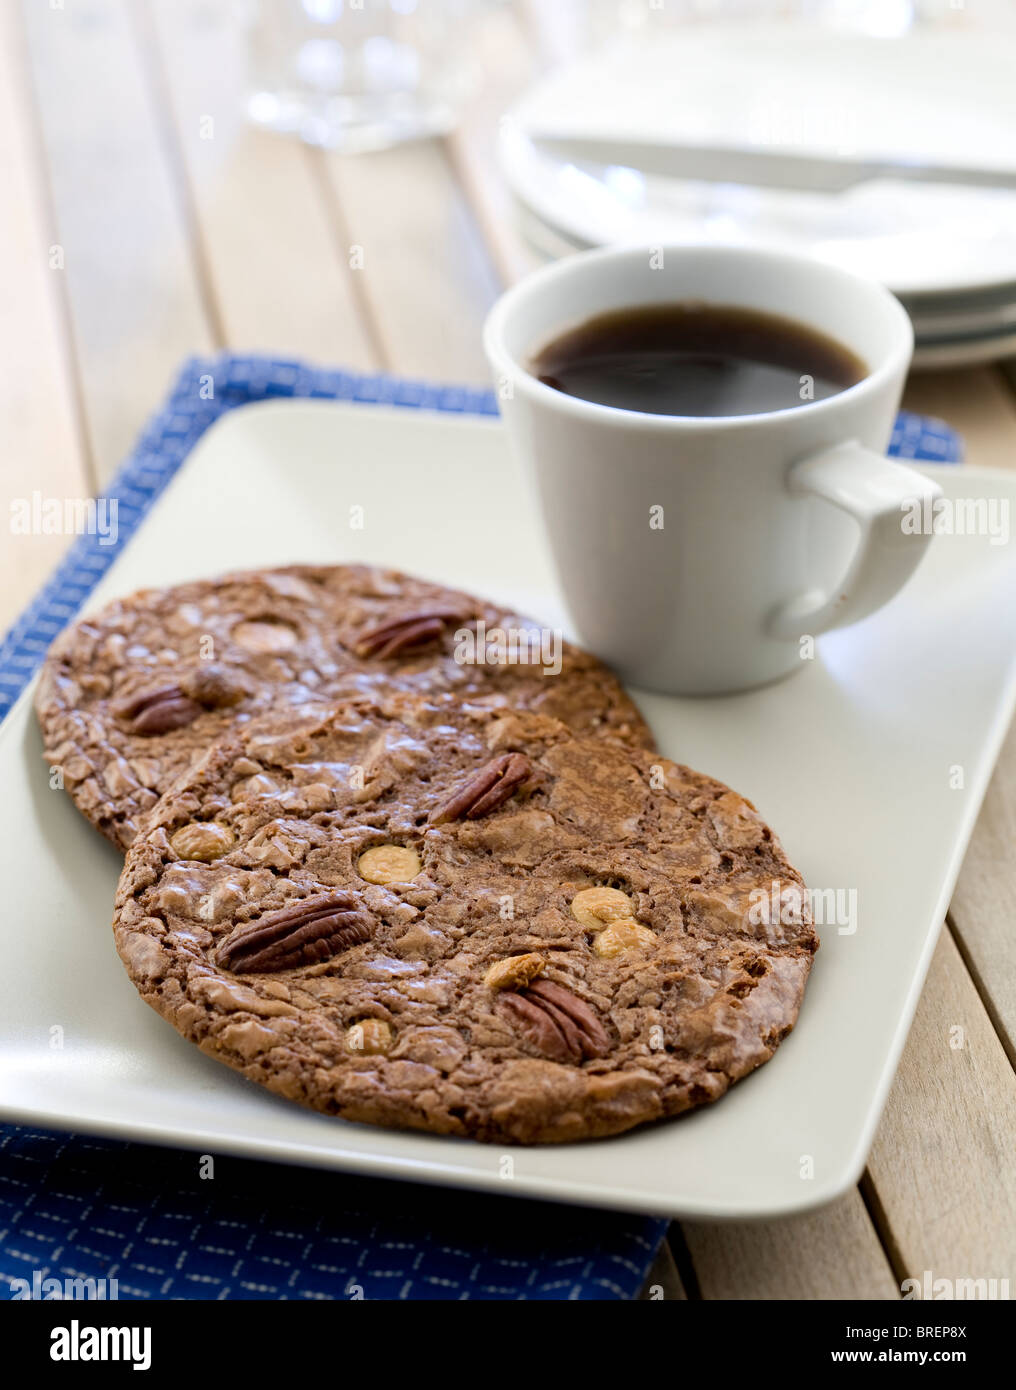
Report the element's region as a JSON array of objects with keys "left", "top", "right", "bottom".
[{"left": 483, "top": 241, "right": 914, "bottom": 433}]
